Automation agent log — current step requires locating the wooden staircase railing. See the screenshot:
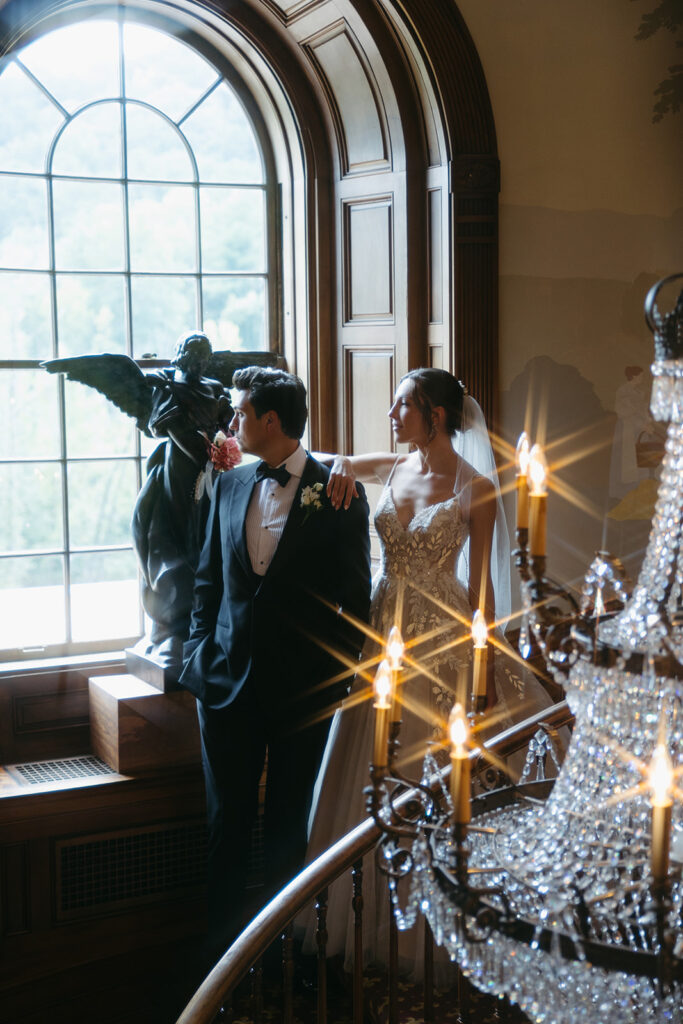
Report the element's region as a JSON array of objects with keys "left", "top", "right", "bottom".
[{"left": 176, "top": 700, "right": 573, "bottom": 1024}]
